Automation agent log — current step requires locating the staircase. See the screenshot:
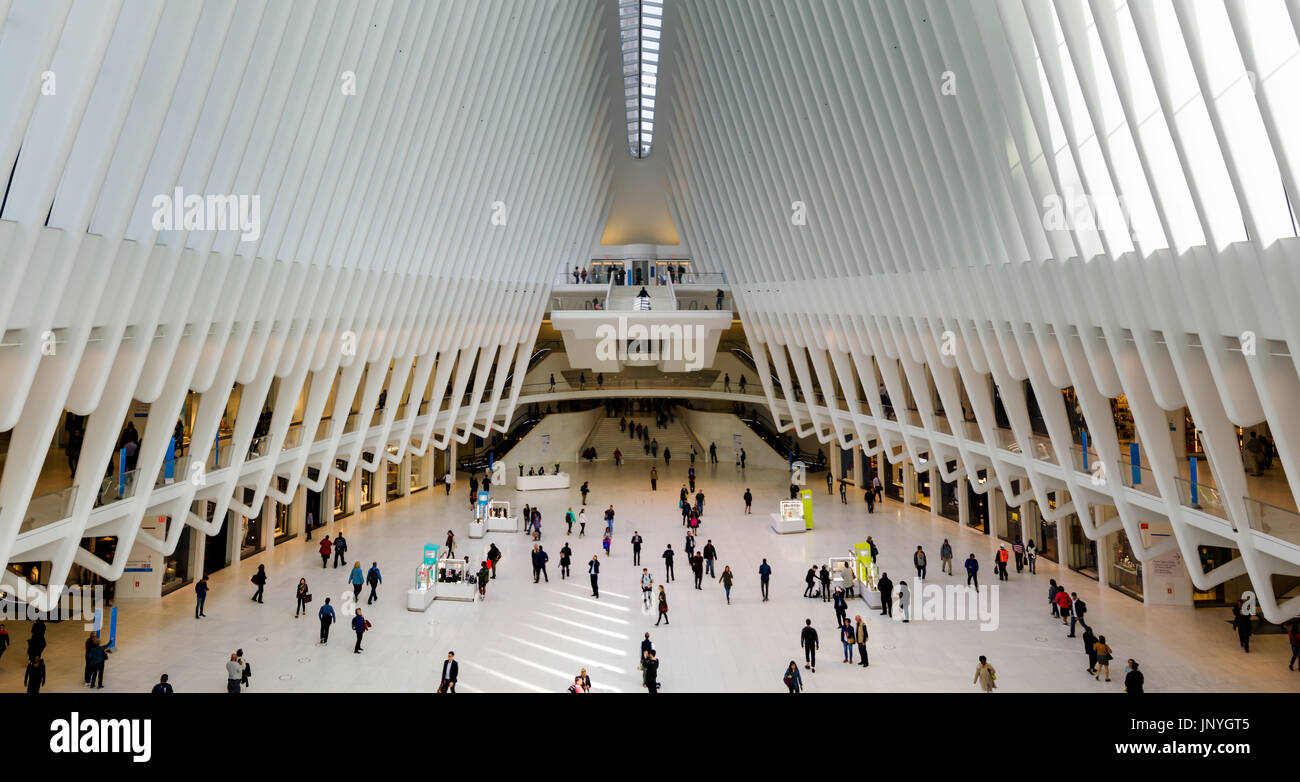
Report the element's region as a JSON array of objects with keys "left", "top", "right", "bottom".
[{"left": 580, "top": 414, "right": 702, "bottom": 462}]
